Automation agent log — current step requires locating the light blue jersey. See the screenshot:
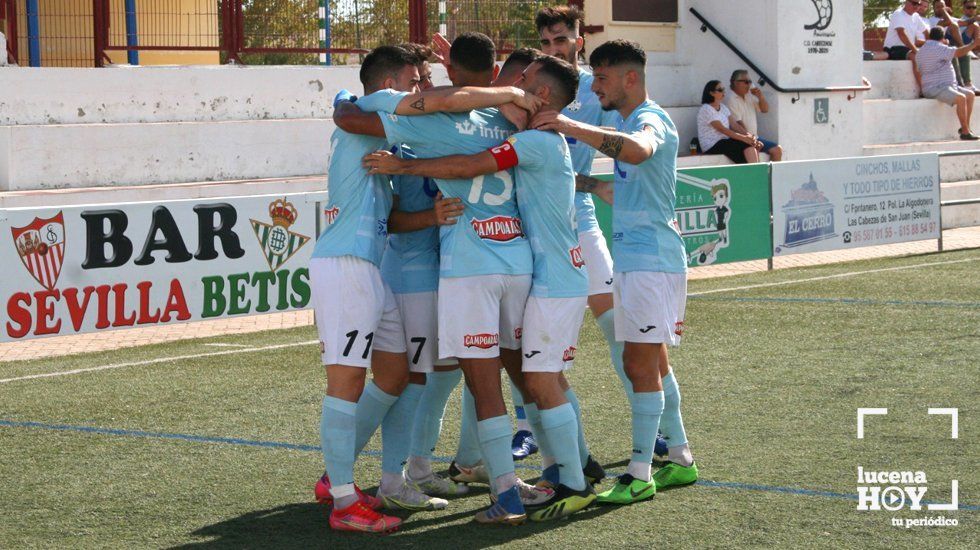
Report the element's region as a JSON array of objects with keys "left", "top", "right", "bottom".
[
  {"left": 380, "top": 108, "right": 533, "bottom": 278},
  {"left": 509, "top": 130, "right": 588, "bottom": 298},
  {"left": 563, "top": 68, "right": 621, "bottom": 233},
  {"left": 380, "top": 144, "right": 441, "bottom": 294},
  {"left": 313, "top": 89, "right": 408, "bottom": 266},
  {"left": 612, "top": 100, "right": 687, "bottom": 274}
]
